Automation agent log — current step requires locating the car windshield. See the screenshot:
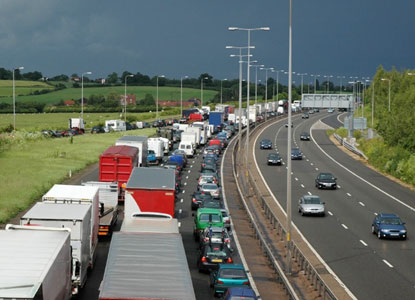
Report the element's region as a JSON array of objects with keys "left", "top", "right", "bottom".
[
  {"left": 262, "top": 139, "right": 270, "bottom": 143},
  {"left": 381, "top": 217, "right": 402, "bottom": 225},
  {"left": 304, "top": 197, "right": 321, "bottom": 204},
  {"left": 269, "top": 154, "right": 279, "bottom": 159},
  {"left": 200, "top": 213, "right": 221, "bottom": 223},
  {"left": 203, "top": 184, "right": 218, "bottom": 190},
  {"left": 320, "top": 173, "right": 334, "bottom": 180},
  {"left": 218, "top": 269, "right": 247, "bottom": 279},
  {"left": 203, "top": 201, "right": 221, "bottom": 209}
]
